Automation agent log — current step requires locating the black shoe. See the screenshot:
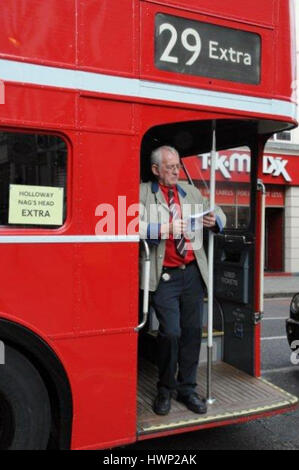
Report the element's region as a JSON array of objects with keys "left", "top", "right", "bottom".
[
  {"left": 177, "top": 393, "right": 207, "bottom": 414},
  {"left": 153, "top": 391, "right": 171, "bottom": 415}
]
